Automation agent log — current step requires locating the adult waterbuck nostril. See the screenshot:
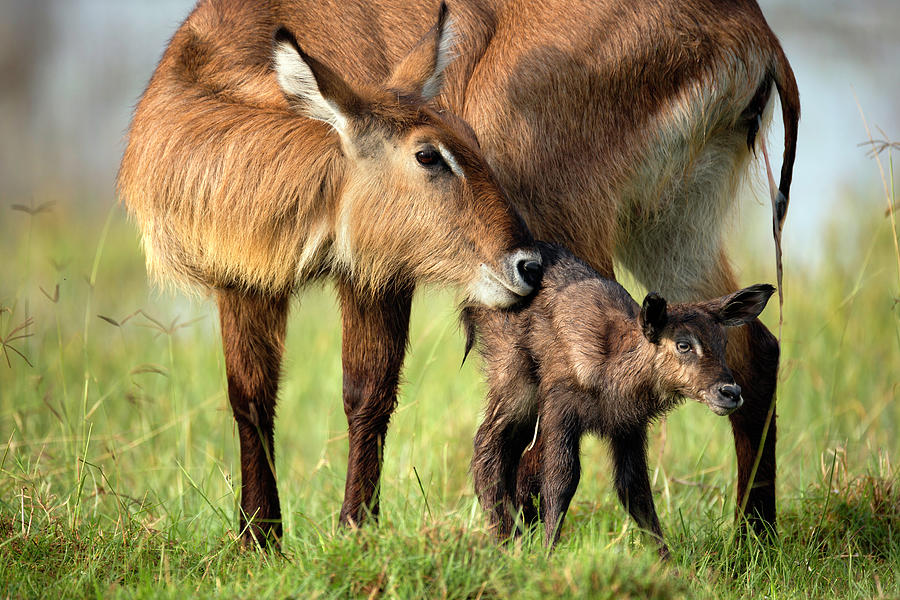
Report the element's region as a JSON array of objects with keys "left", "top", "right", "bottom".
[
  {"left": 505, "top": 248, "right": 542, "bottom": 296},
  {"left": 517, "top": 259, "right": 543, "bottom": 289}
]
